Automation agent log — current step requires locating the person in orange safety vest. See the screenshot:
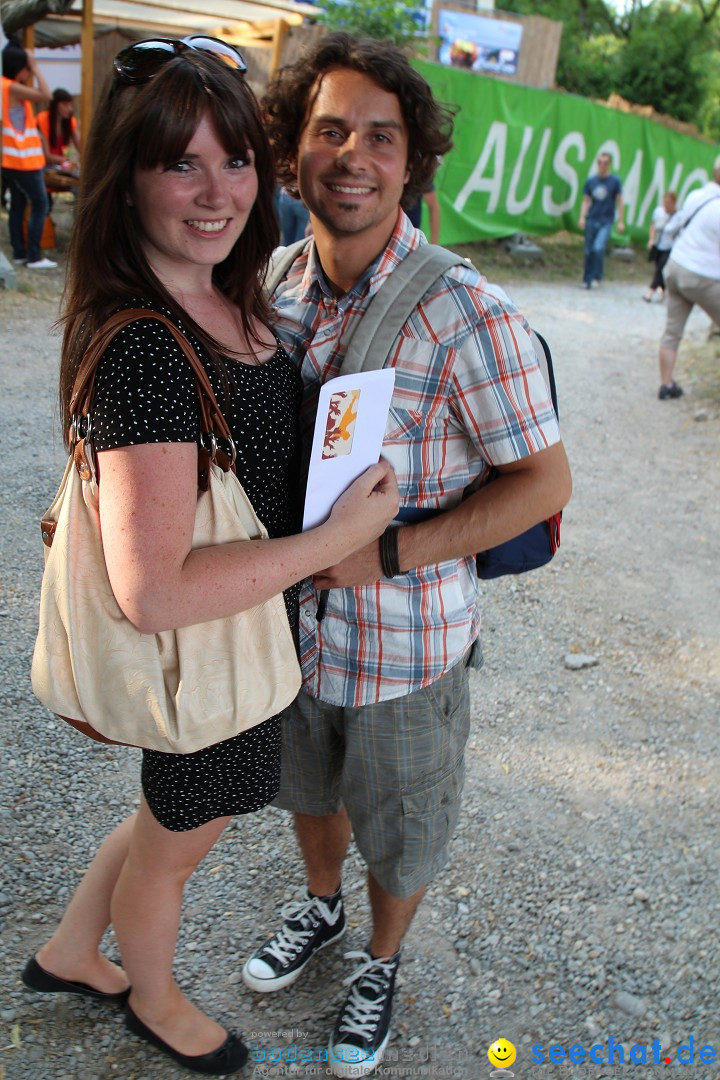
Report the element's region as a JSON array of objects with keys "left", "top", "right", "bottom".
[{"left": 2, "top": 42, "right": 56, "bottom": 269}]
